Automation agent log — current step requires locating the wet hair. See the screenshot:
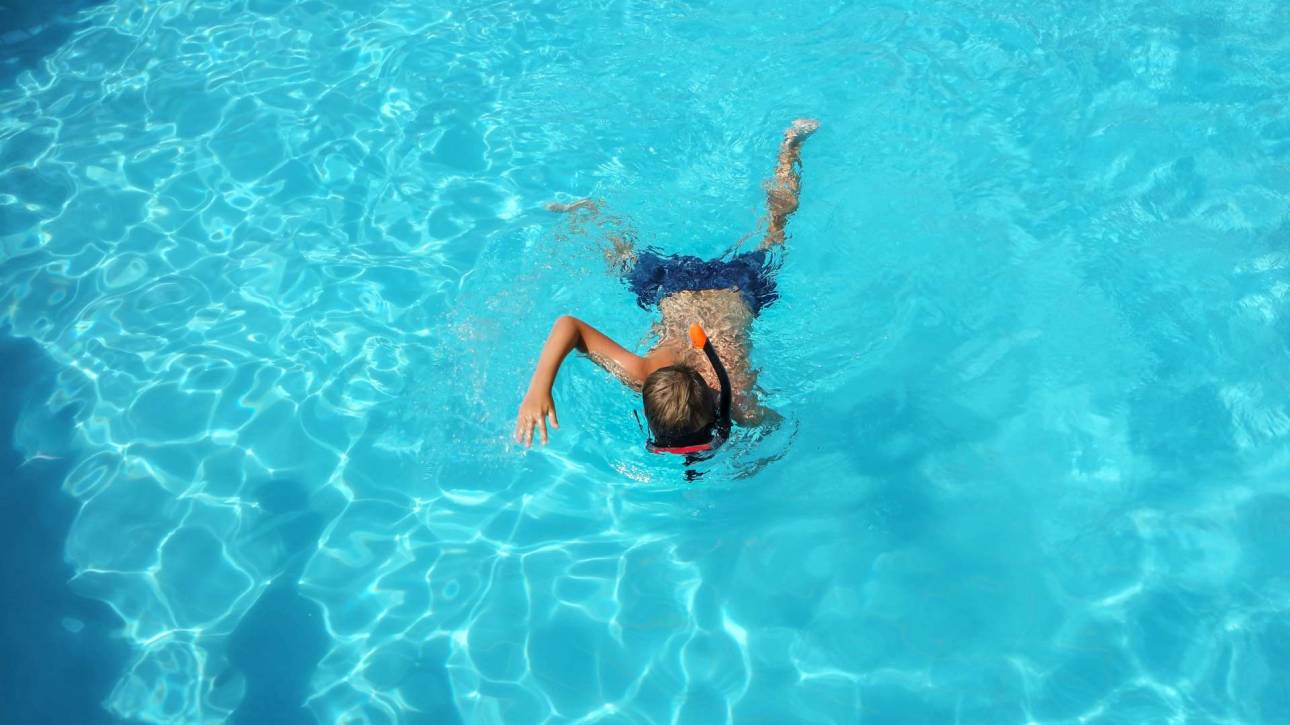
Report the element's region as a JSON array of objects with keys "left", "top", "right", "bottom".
[{"left": 641, "top": 365, "right": 715, "bottom": 442}]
